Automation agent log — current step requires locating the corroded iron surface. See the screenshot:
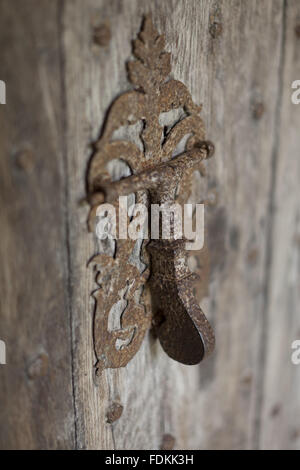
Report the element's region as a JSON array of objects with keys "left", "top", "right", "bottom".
[{"left": 87, "top": 15, "right": 215, "bottom": 373}]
